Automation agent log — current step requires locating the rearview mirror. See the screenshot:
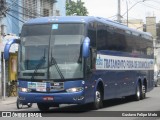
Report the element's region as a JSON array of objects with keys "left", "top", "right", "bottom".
[
  {"left": 4, "top": 38, "right": 20, "bottom": 60},
  {"left": 82, "top": 37, "right": 90, "bottom": 58}
]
